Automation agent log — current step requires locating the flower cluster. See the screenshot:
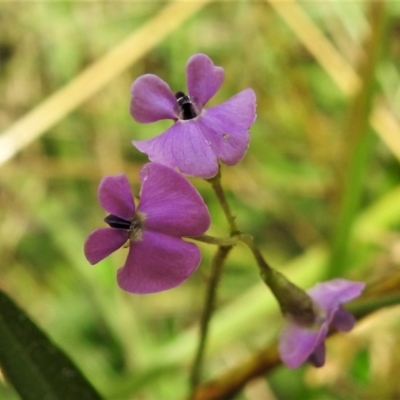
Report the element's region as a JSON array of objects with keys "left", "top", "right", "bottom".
[
  {"left": 84, "top": 53, "right": 365, "bottom": 372},
  {"left": 85, "top": 53, "right": 255, "bottom": 293}
]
